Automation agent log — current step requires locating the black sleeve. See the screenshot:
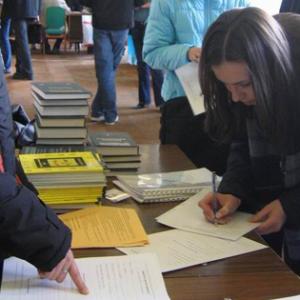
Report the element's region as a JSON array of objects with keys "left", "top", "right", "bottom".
[
  {"left": 218, "top": 133, "right": 256, "bottom": 208},
  {"left": 0, "top": 173, "right": 71, "bottom": 272},
  {"left": 0, "top": 66, "right": 16, "bottom": 176},
  {"left": 79, "top": 0, "right": 92, "bottom": 7}
]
